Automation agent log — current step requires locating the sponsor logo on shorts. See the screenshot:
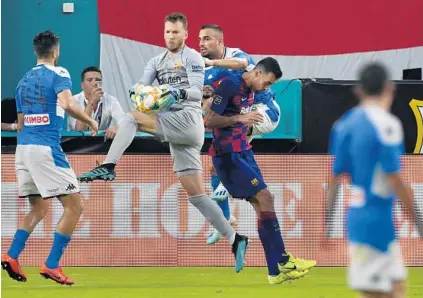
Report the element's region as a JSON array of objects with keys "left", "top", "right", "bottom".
[
  {"left": 66, "top": 183, "right": 77, "bottom": 191},
  {"left": 24, "top": 114, "right": 50, "bottom": 126},
  {"left": 47, "top": 188, "right": 59, "bottom": 194},
  {"left": 158, "top": 76, "right": 182, "bottom": 85},
  {"left": 251, "top": 178, "right": 259, "bottom": 186}
]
